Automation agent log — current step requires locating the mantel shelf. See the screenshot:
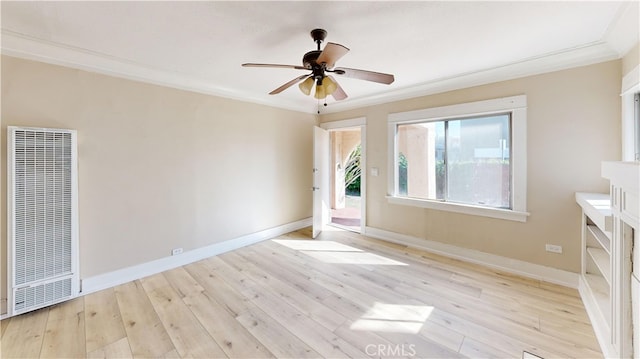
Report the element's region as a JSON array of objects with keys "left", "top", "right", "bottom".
[{"left": 575, "top": 192, "right": 612, "bottom": 235}]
